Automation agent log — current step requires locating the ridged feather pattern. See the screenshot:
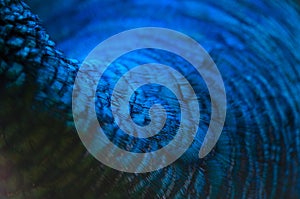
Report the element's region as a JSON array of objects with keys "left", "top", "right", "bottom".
[{"left": 1, "top": 0, "right": 300, "bottom": 198}]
